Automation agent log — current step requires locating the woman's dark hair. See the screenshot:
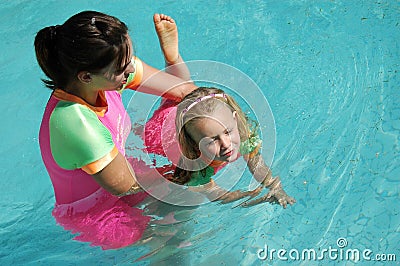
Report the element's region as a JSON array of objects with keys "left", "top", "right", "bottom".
[{"left": 34, "top": 11, "right": 131, "bottom": 90}]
